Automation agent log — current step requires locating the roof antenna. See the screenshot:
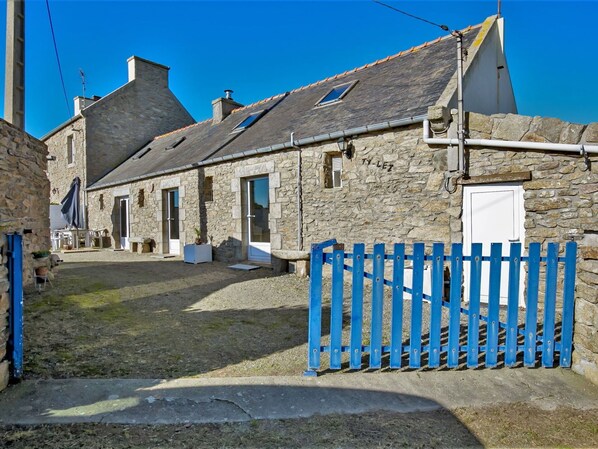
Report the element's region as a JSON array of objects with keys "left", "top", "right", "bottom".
[
  {"left": 497, "top": 0, "right": 502, "bottom": 18},
  {"left": 79, "top": 68, "right": 86, "bottom": 99},
  {"left": 373, "top": 0, "right": 467, "bottom": 178}
]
